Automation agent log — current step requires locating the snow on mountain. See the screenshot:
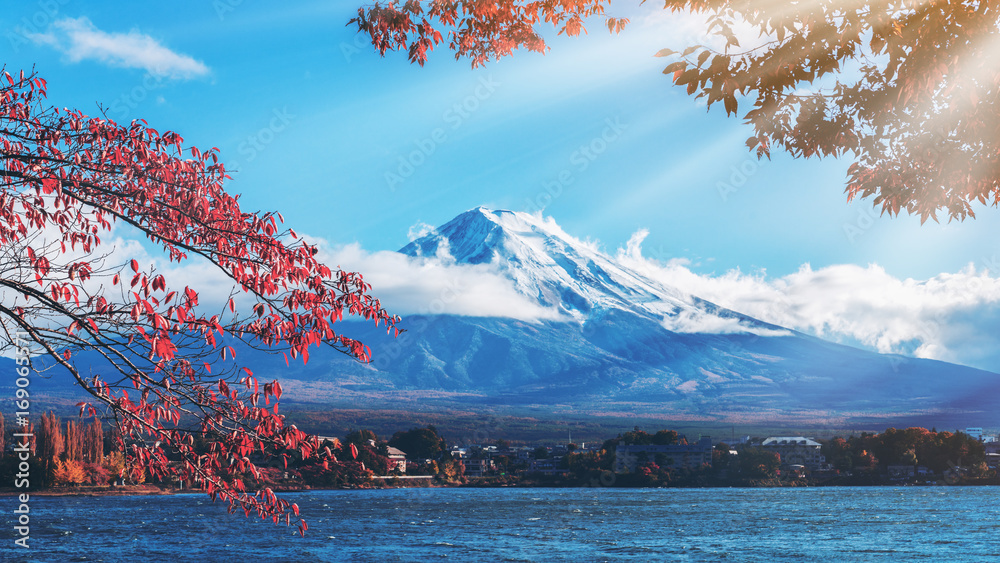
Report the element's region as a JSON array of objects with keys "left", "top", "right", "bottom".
[
  {"left": 25, "top": 206, "right": 1000, "bottom": 428},
  {"left": 400, "top": 207, "right": 787, "bottom": 336}
]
